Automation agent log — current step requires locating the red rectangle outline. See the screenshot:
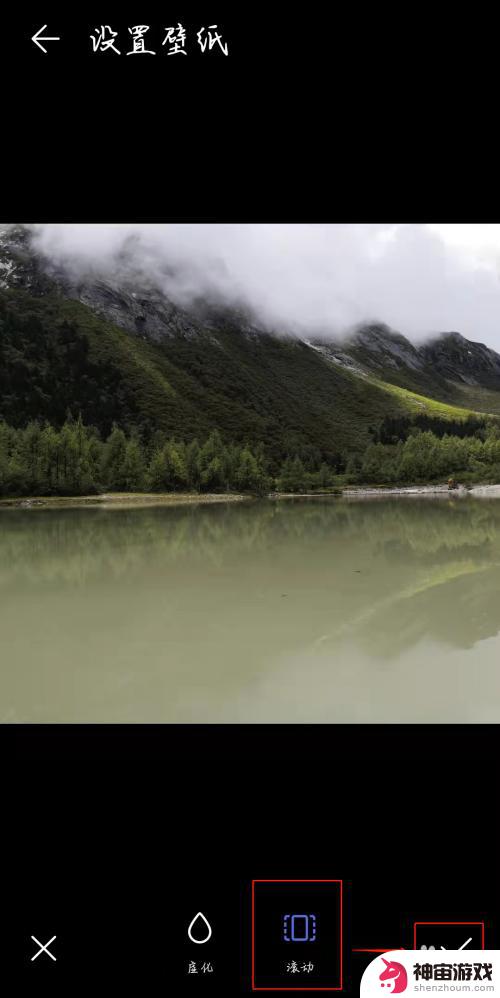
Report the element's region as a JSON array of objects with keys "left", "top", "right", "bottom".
[
  {"left": 251, "top": 879, "right": 343, "bottom": 992},
  {"left": 413, "top": 922, "right": 485, "bottom": 949}
]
